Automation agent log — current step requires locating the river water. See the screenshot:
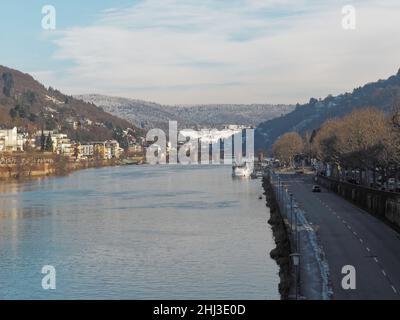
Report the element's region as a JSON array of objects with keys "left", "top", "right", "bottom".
[{"left": 0, "top": 165, "right": 279, "bottom": 299}]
